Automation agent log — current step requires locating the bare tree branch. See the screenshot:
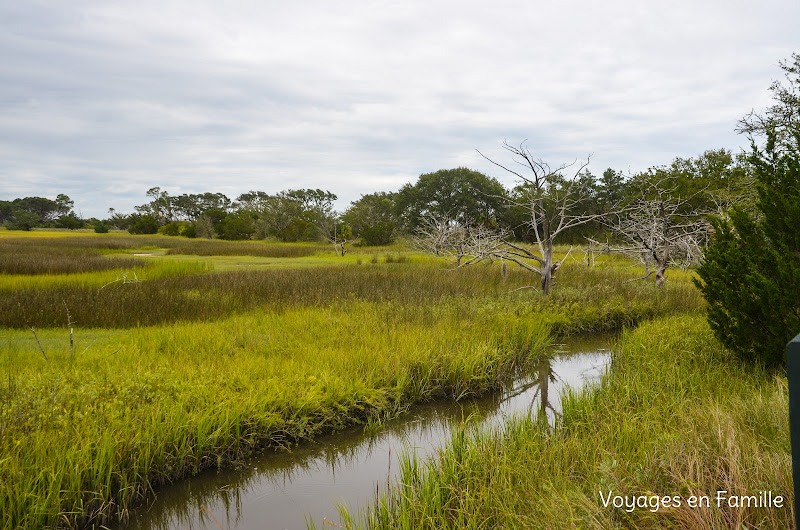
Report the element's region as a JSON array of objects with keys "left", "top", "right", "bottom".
[{"left": 30, "top": 327, "right": 48, "bottom": 362}]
